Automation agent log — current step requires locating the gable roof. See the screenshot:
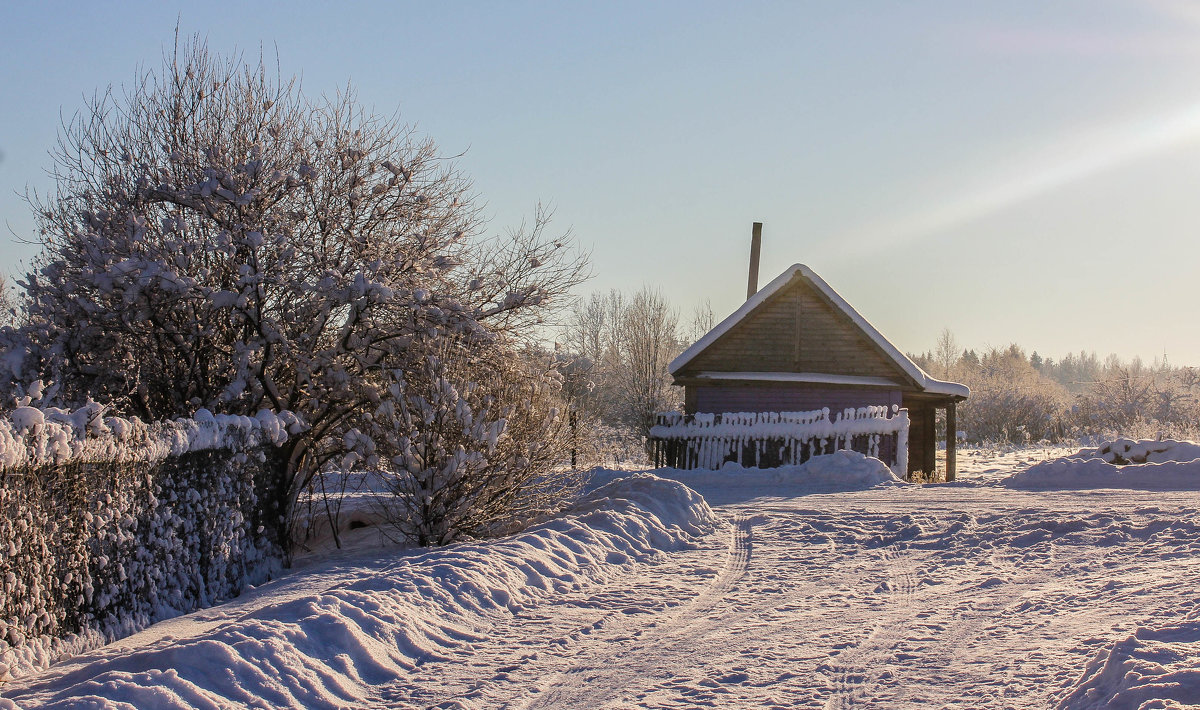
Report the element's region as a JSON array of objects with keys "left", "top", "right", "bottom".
[{"left": 670, "top": 264, "right": 969, "bottom": 398}]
